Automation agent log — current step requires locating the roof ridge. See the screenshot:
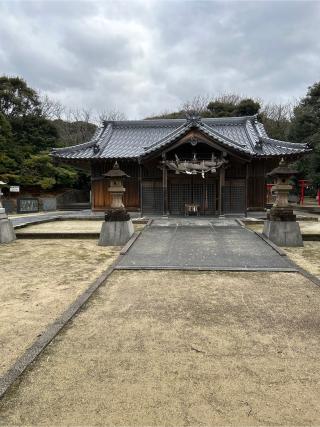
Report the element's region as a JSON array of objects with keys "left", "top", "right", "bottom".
[
  {"left": 143, "top": 123, "right": 191, "bottom": 152},
  {"left": 102, "top": 115, "right": 256, "bottom": 127},
  {"left": 202, "top": 115, "right": 253, "bottom": 123},
  {"left": 200, "top": 122, "right": 247, "bottom": 148},
  {"left": 112, "top": 119, "right": 186, "bottom": 127},
  {"left": 244, "top": 119, "right": 259, "bottom": 152},
  {"left": 260, "top": 137, "right": 308, "bottom": 149},
  {"left": 95, "top": 123, "right": 113, "bottom": 156}
]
